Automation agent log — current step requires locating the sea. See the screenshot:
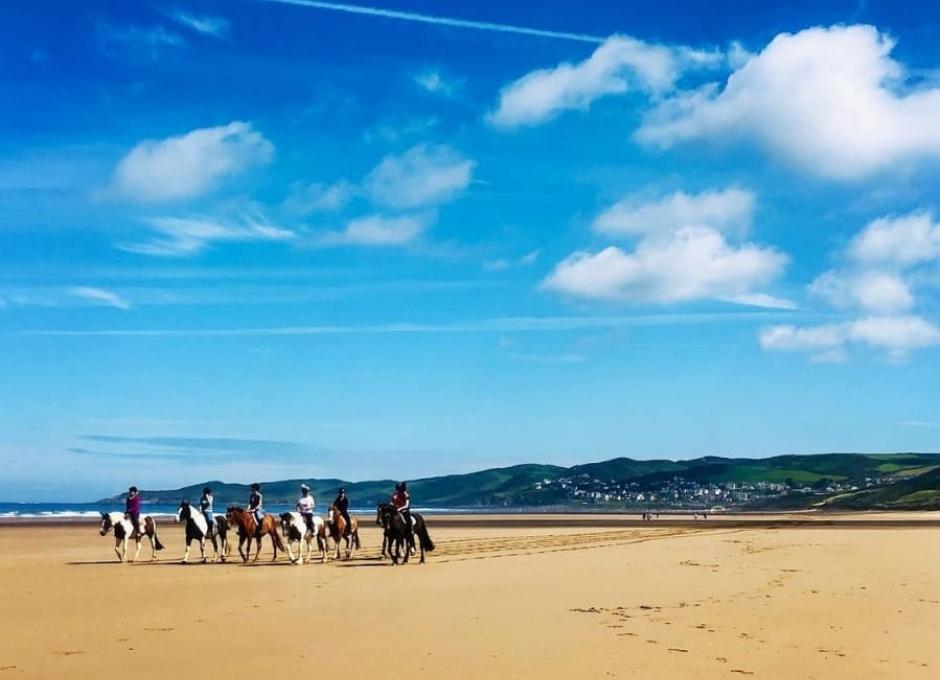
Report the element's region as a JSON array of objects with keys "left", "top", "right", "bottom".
[{"left": 0, "top": 502, "right": 474, "bottom": 519}]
